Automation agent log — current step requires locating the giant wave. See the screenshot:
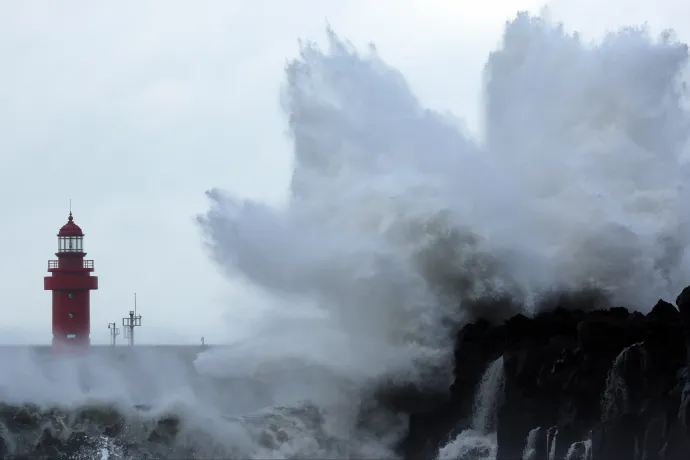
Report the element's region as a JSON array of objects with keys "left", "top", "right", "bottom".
[{"left": 3, "top": 11, "right": 690, "bottom": 460}]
